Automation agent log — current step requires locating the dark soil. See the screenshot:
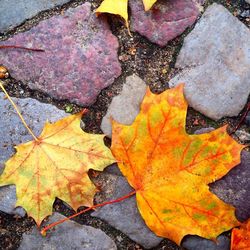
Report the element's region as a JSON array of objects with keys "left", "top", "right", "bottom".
[{"left": 0, "top": 0, "right": 249, "bottom": 249}]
